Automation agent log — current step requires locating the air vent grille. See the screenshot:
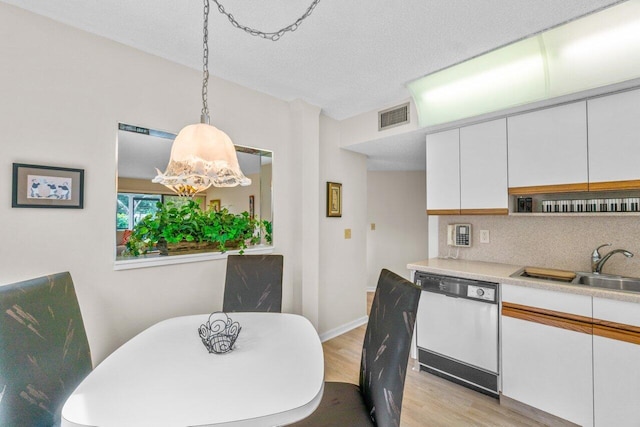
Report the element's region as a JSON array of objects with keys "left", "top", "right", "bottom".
[{"left": 378, "top": 103, "right": 410, "bottom": 130}]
